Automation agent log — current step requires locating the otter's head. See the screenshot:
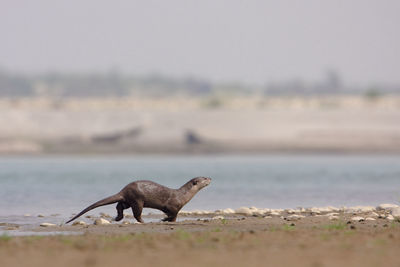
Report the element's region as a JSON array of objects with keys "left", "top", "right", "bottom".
[
  {"left": 181, "top": 176, "right": 211, "bottom": 193},
  {"left": 179, "top": 177, "right": 211, "bottom": 206},
  {"left": 189, "top": 176, "right": 211, "bottom": 190}
]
